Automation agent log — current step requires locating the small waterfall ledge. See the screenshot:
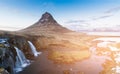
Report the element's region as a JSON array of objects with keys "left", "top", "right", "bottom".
[
  {"left": 14, "top": 41, "right": 41, "bottom": 73},
  {"left": 28, "top": 41, "right": 41, "bottom": 57},
  {"left": 14, "top": 47, "right": 30, "bottom": 72}
]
